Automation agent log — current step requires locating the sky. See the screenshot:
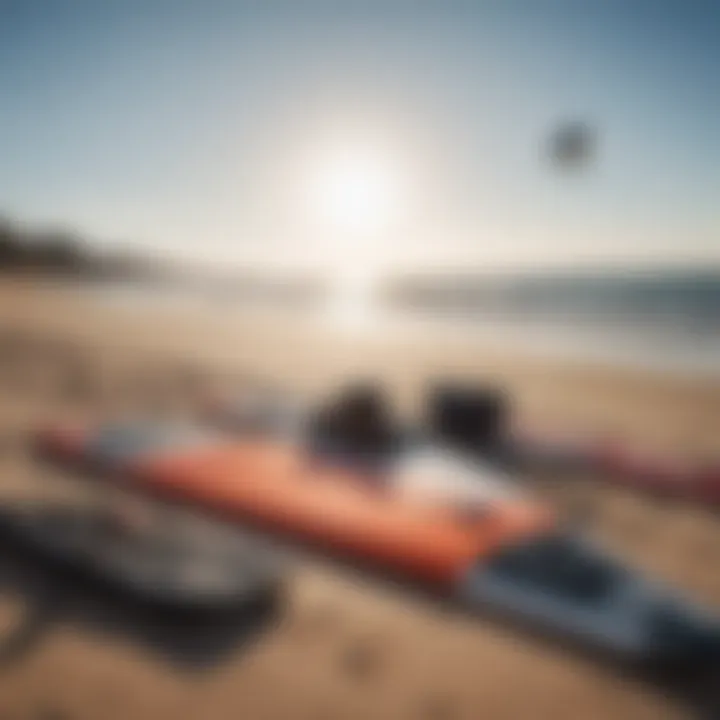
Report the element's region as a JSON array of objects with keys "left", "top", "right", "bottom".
[{"left": 0, "top": 0, "right": 719, "bottom": 276}]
